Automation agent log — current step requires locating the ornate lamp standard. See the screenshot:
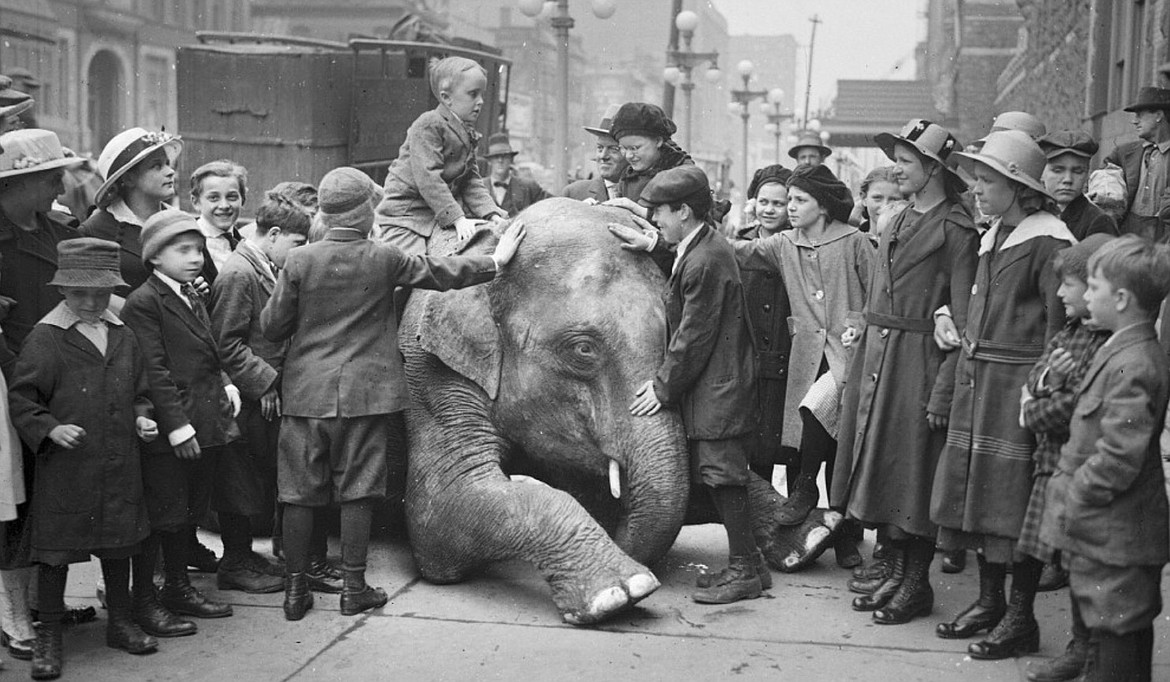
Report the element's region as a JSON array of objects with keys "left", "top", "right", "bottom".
[
  {"left": 761, "top": 88, "right": 794, "bottom": 164},
  {"left": 728, "top": 59, "right": 768, "bottom": 194},
  {"left": 663, "top": 10, "right": 720, "bottom": 151},
  {"left": 518, "top": 0, "right": 617, "bottom": 191}
]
